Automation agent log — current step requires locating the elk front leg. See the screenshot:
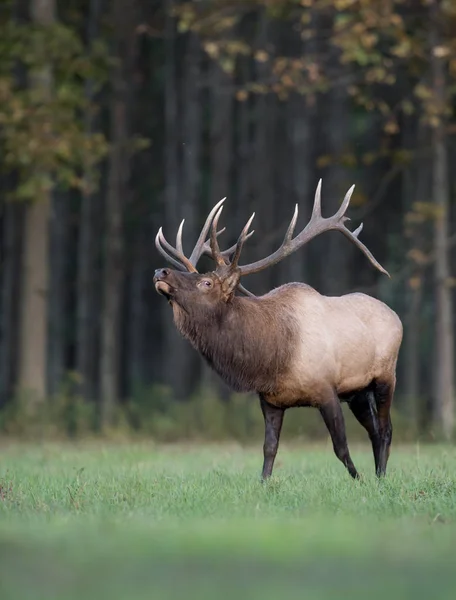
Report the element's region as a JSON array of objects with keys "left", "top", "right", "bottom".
[
  {"left": 320, "top": 397, "right": 359, "bottom": 479},
  {"left": 260, "top": 395, "right": 284, "bottom": 480}
]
